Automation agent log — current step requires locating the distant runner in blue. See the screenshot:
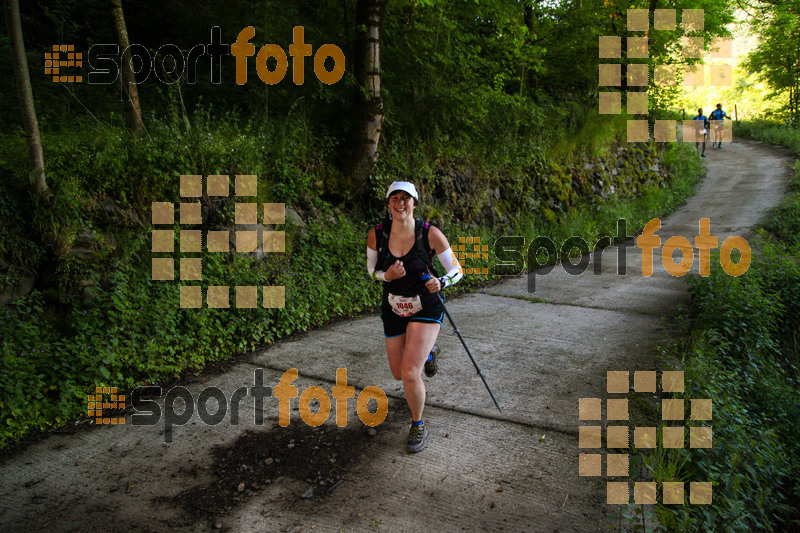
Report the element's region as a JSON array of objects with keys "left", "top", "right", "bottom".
[
  {"left": 709, "top": 103, "right": 731, "bottom": 148},
  {"left": 693, "top": 108, "right": 709, "bottom": 157}
]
